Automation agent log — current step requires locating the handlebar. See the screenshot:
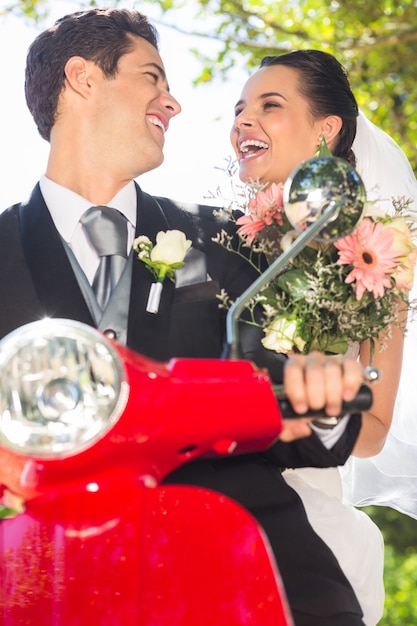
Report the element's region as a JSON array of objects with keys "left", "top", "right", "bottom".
[{"left": 274, "top": 383, "right": 373, "bottom": 419}]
